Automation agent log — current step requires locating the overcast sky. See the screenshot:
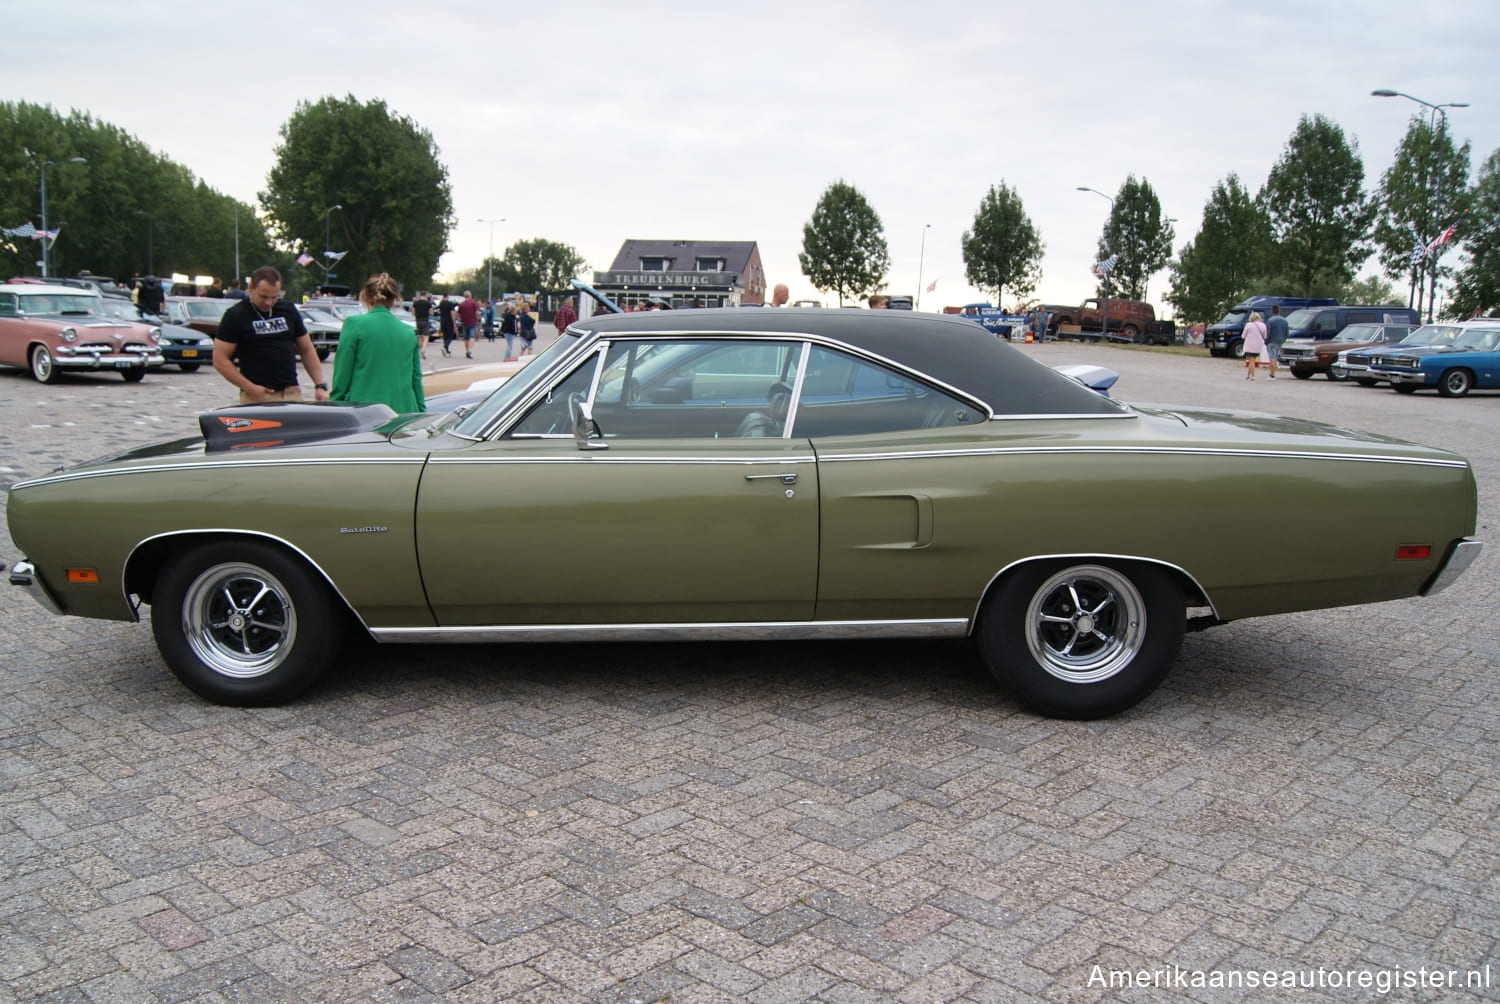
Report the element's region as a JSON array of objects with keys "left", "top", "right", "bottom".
[{"left": 9, "top": 1, "right": 1499, "bottom": 313}]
